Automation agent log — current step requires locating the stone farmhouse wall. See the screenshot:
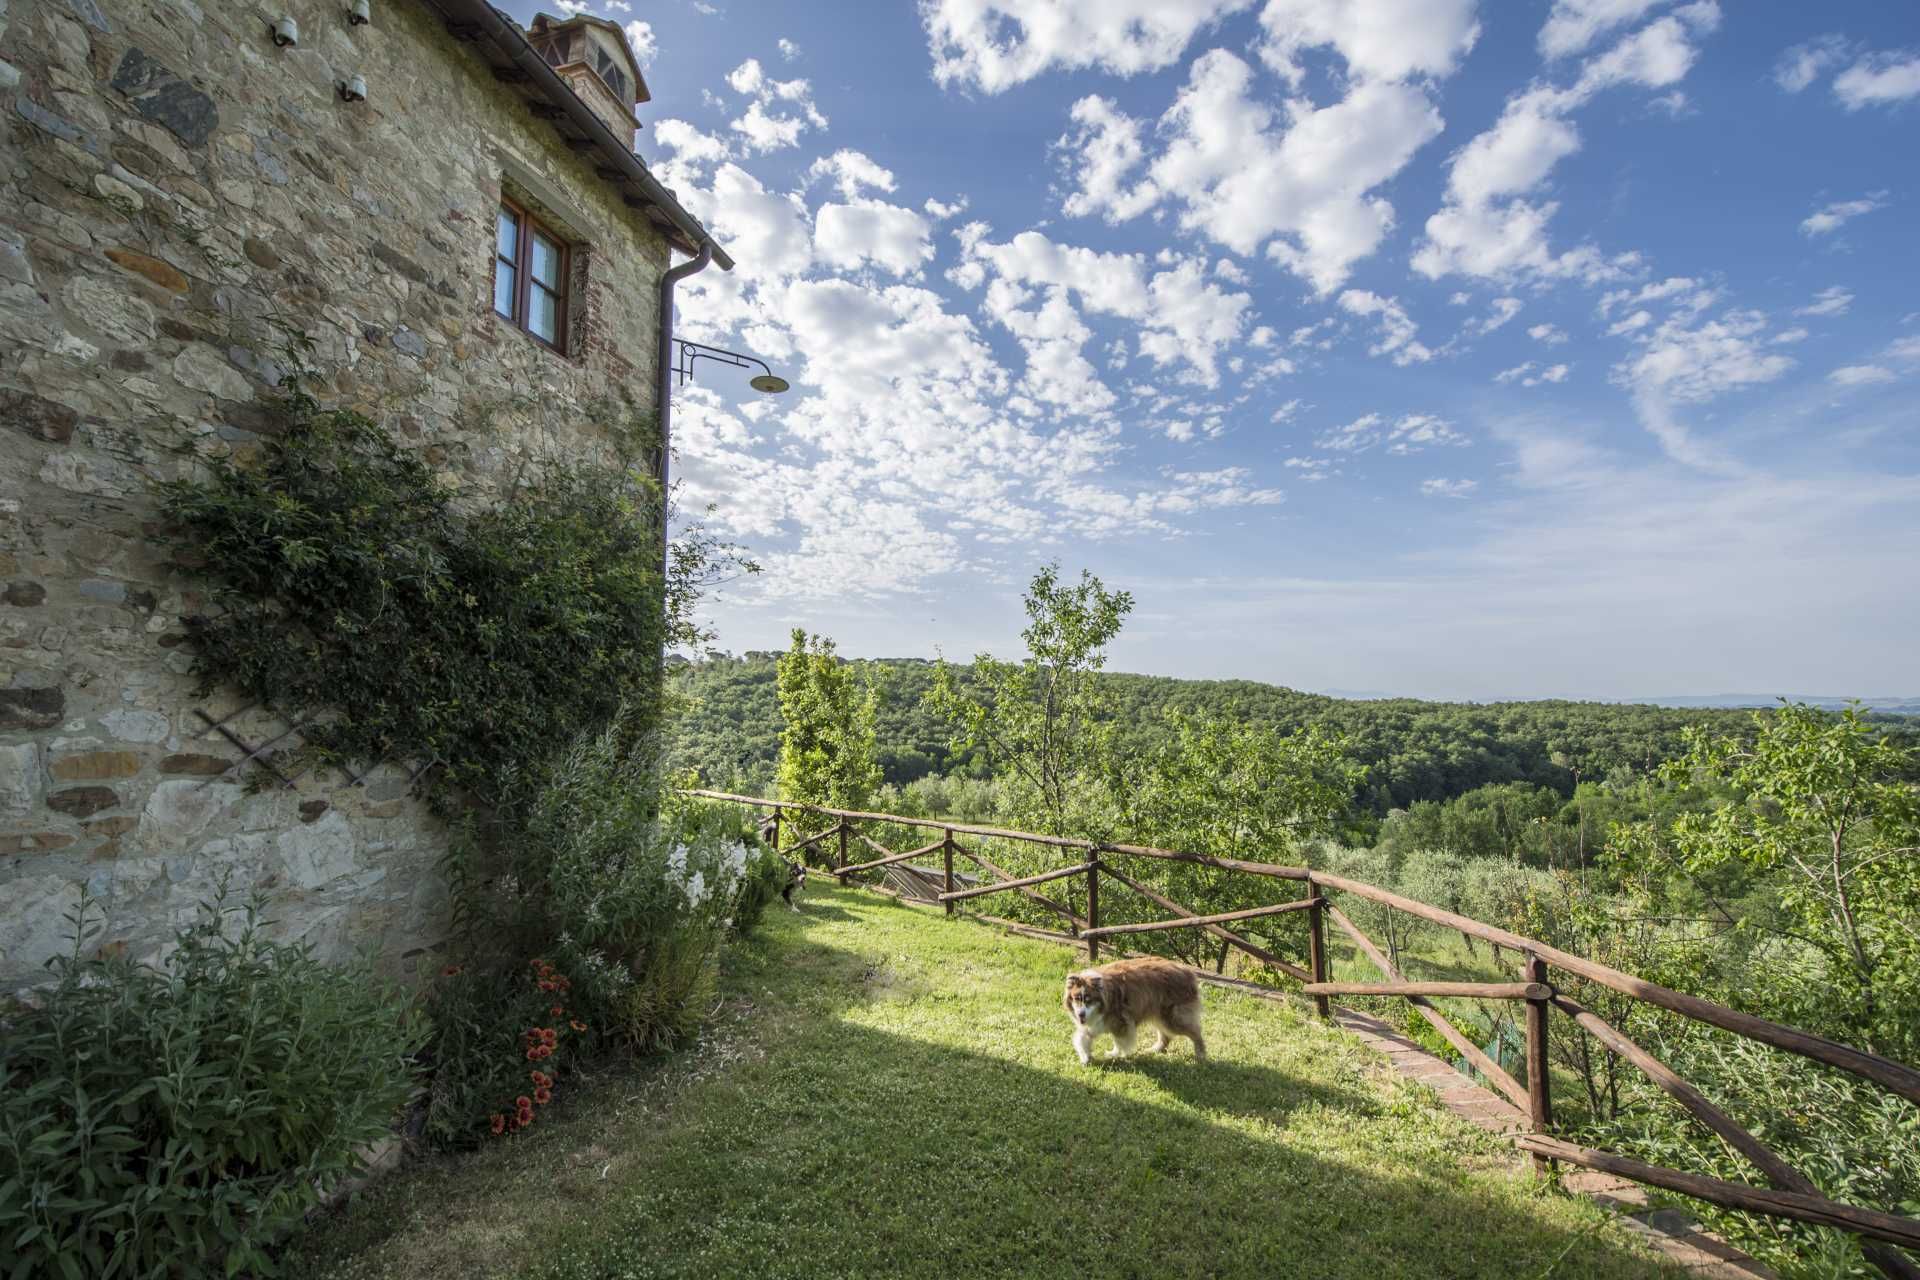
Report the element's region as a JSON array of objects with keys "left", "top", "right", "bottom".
[{"left": 0, "top": 0, "right": 675, "bottom": 987}]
